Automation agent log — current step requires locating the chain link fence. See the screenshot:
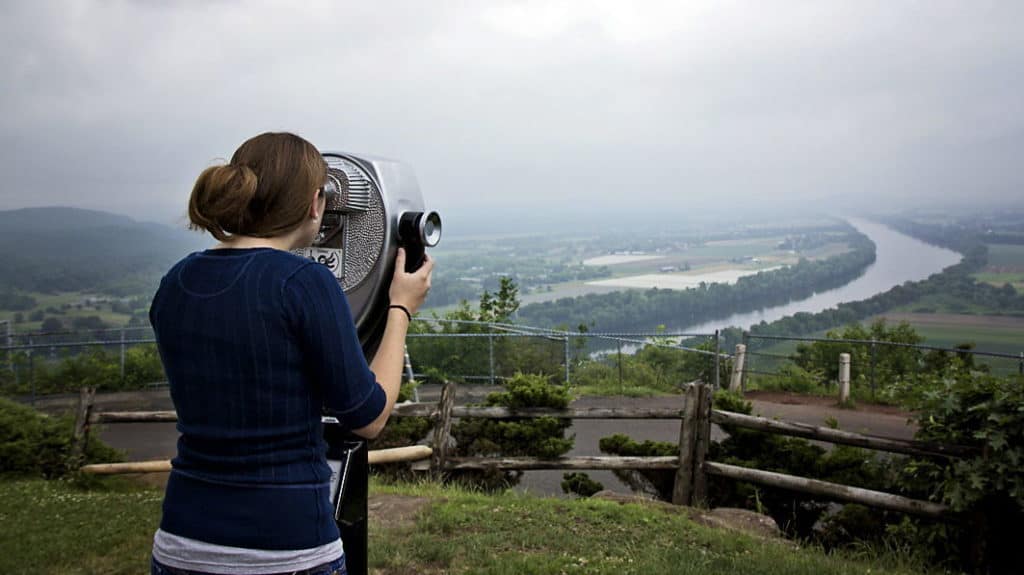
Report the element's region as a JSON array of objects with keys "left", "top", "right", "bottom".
[
  {"left": 0, "top": 321, "right": 730, "bottom": 402},
  {"left": 740, "top": 332, "right": 1023, "bottom": 401}
]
